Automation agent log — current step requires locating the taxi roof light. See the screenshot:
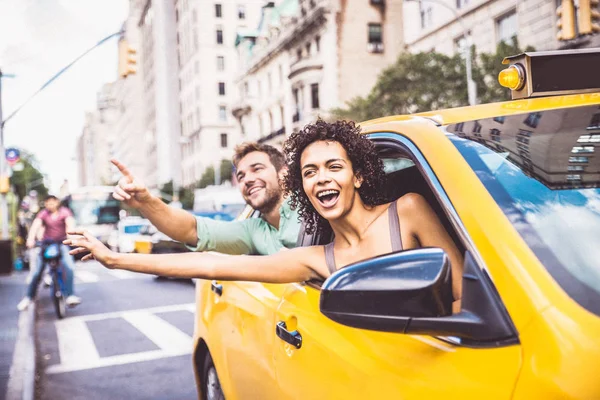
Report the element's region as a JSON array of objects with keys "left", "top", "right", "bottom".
[
  {"left": 498, "top": 64, "right": 525, "bottom": 91},
  {"left": 500, "top": 48, "right": 600, "bottom": 100}
]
